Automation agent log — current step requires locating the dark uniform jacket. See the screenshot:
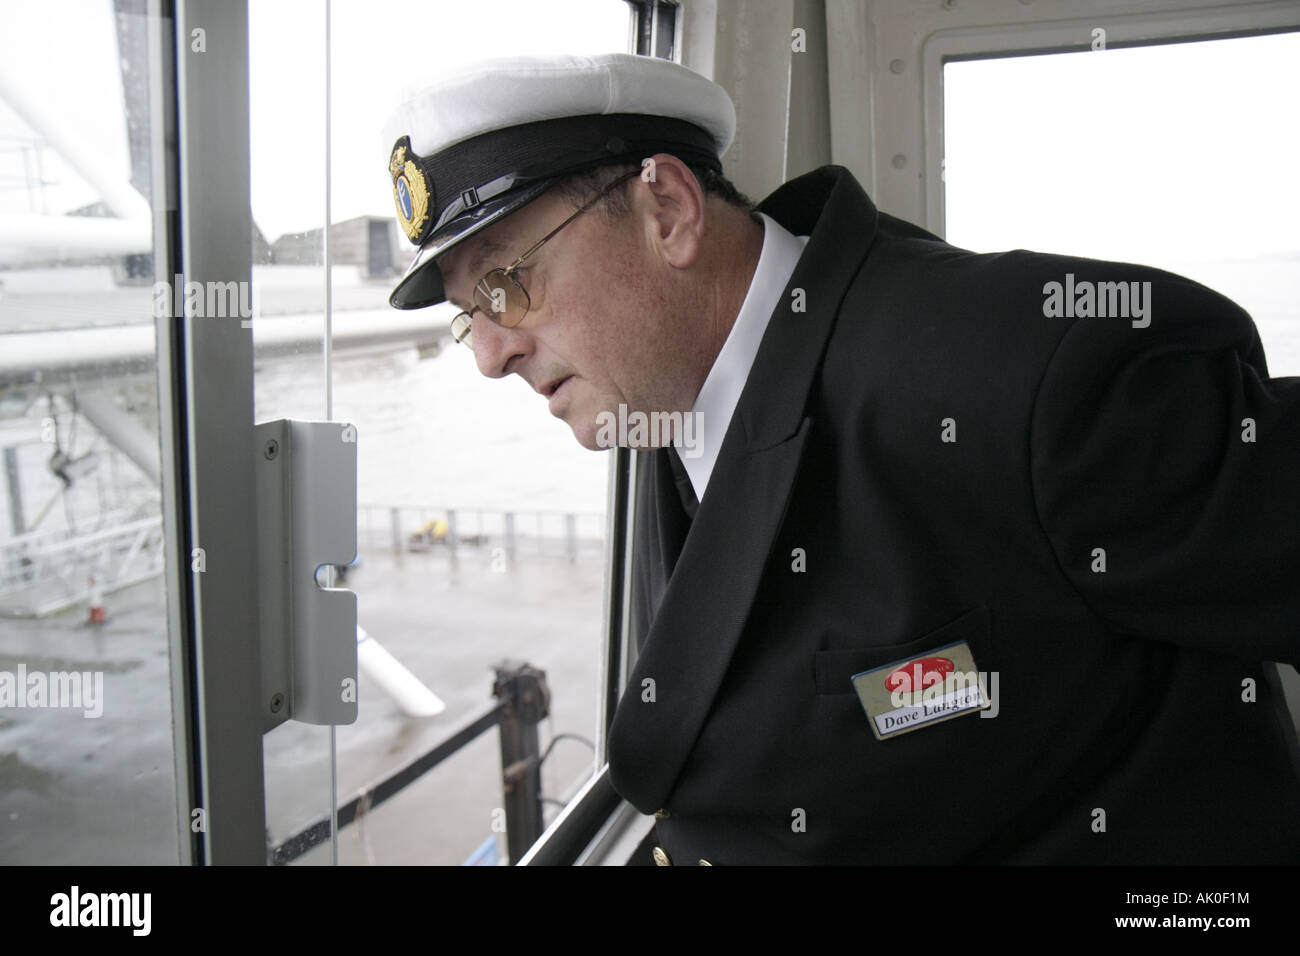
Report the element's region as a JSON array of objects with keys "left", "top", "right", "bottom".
[{"left": 606, "top": 164, "right": 1300, "bottom": 864}]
